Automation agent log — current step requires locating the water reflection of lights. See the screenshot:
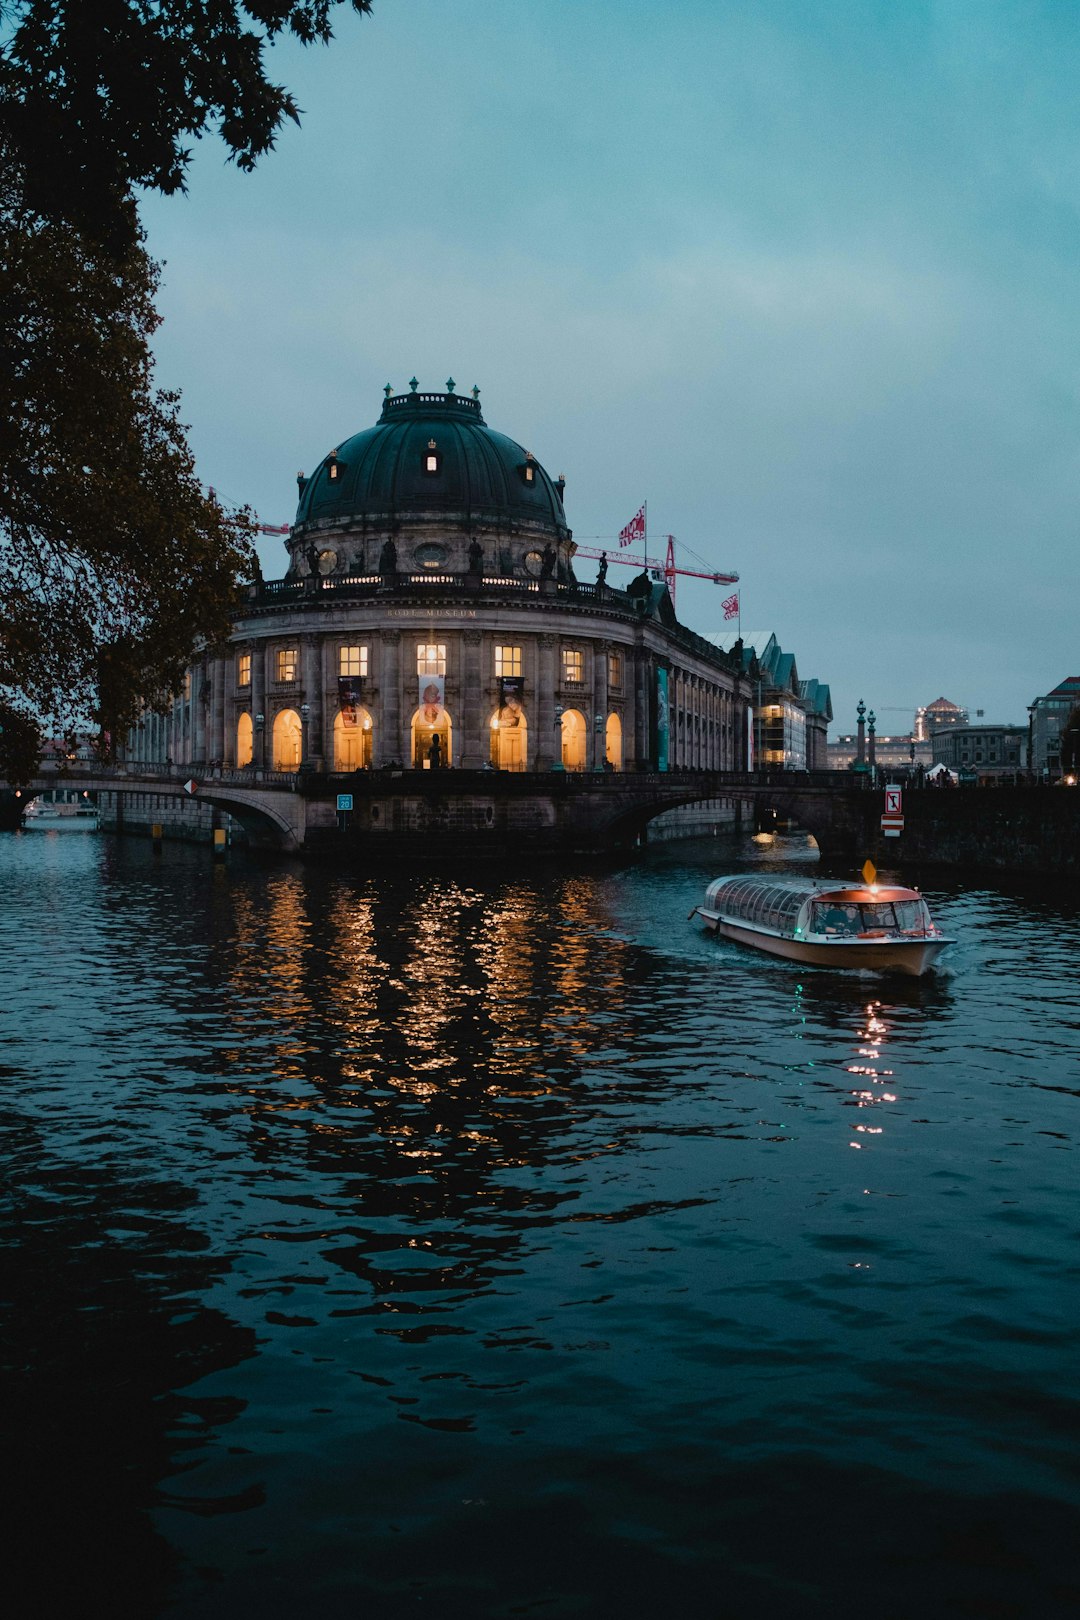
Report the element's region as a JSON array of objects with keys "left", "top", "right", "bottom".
[{"left": 845, "top": 1000, "right": 898, "bottom": 1149}]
